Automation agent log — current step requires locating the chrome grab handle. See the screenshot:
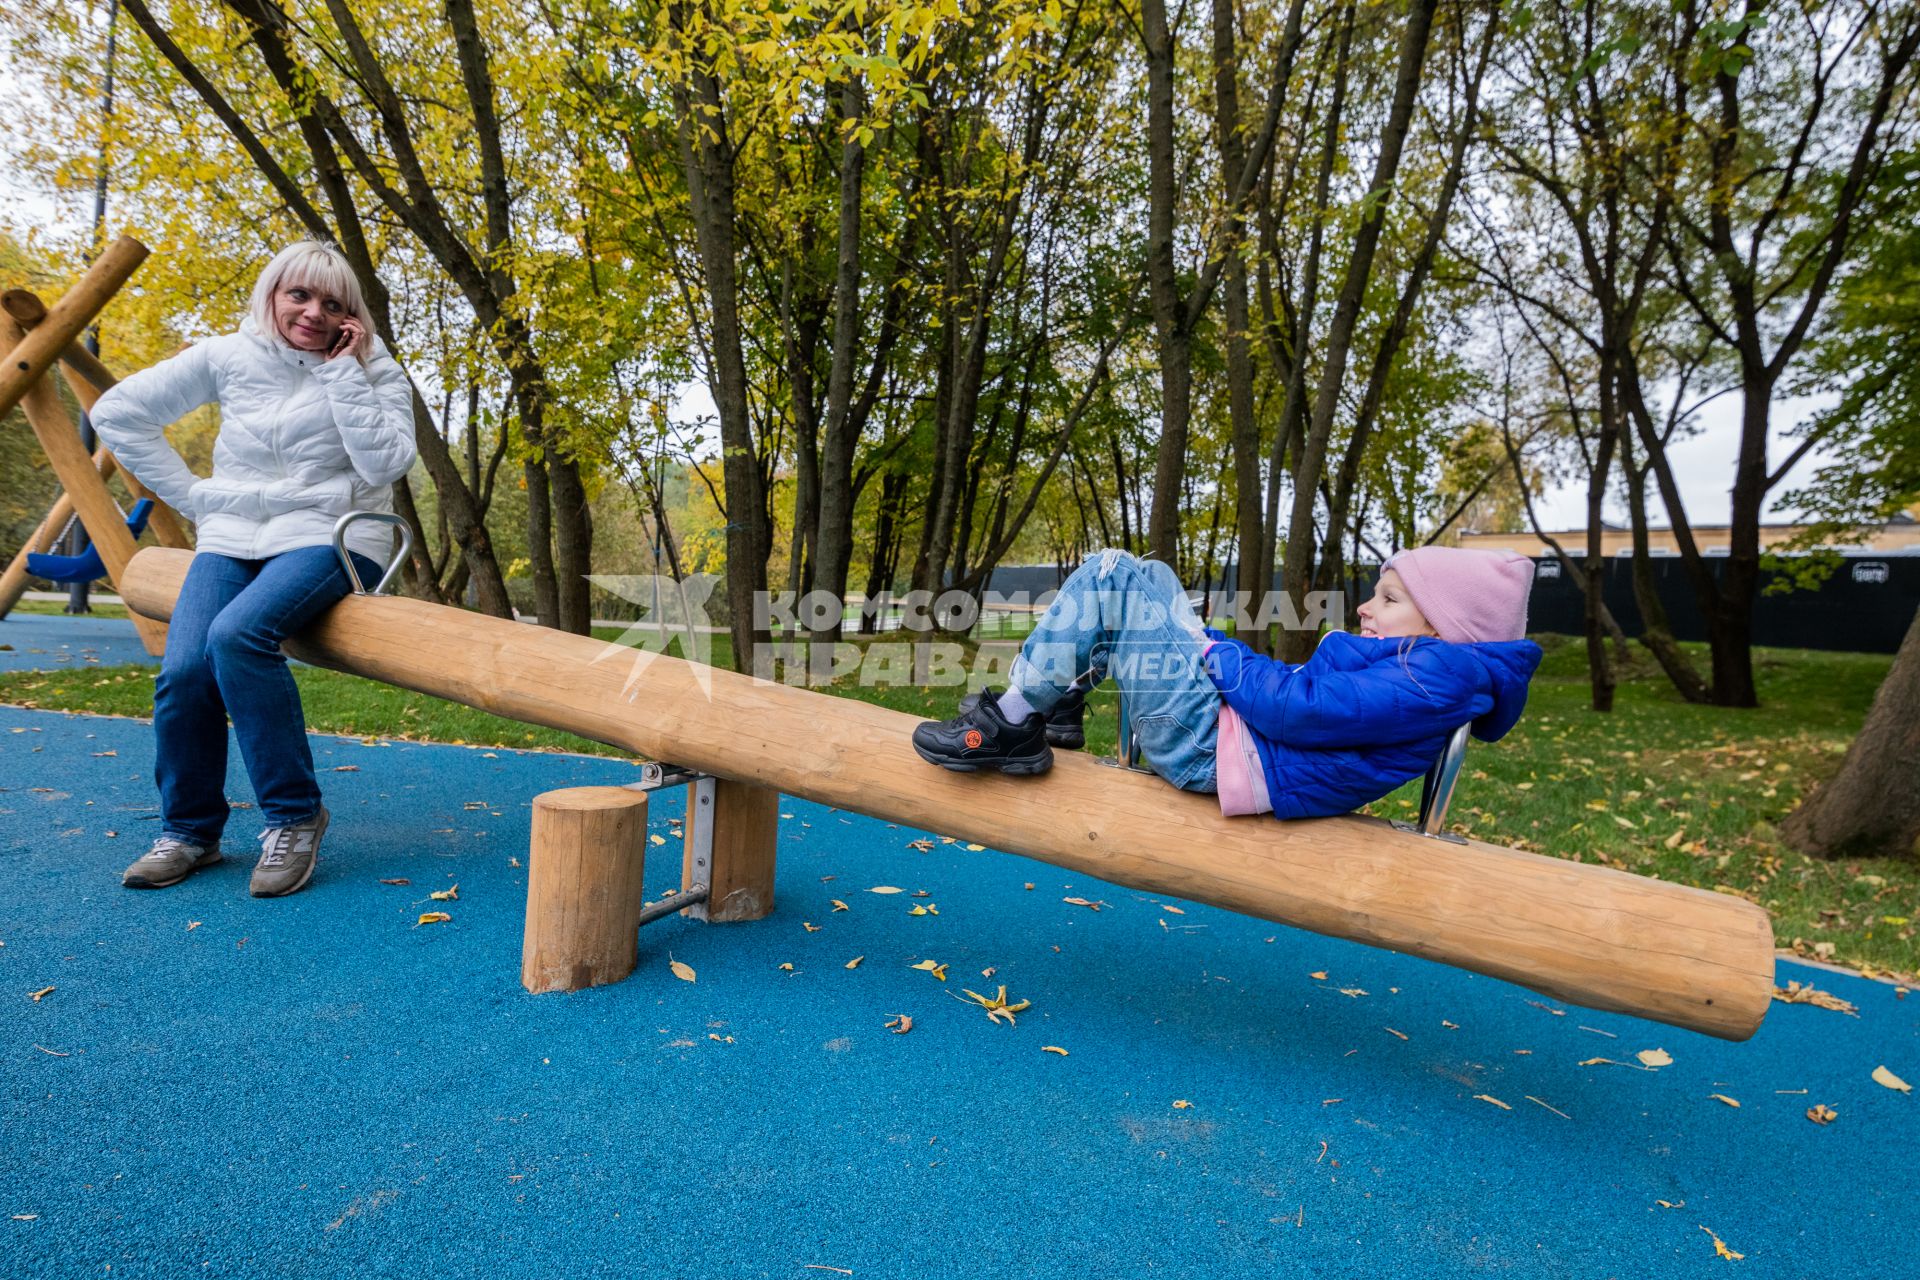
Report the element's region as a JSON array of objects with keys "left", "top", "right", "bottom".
[
  {"left": 1398, "top": 722, "right": 1473, "bottom": 844},
  {"left": 331, "top": 511, "right": 413, "bottom": 597}
]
